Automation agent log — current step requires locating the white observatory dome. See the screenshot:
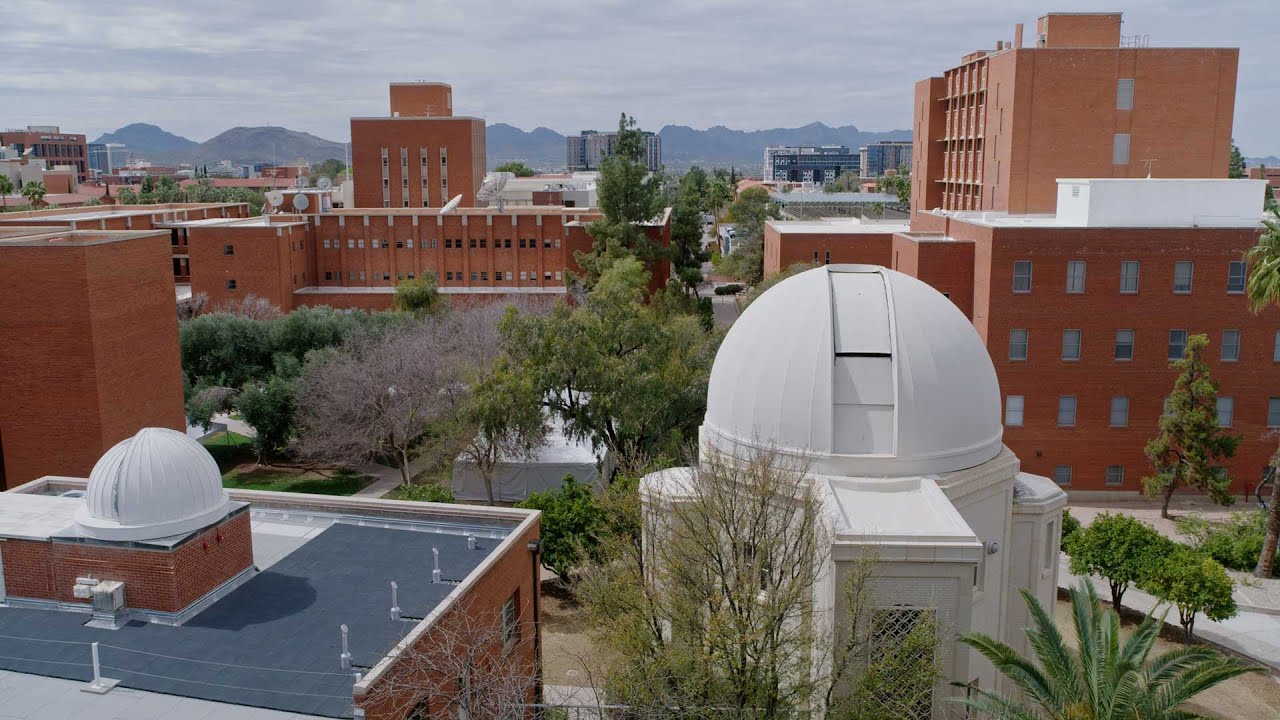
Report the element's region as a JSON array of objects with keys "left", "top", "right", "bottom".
[
  {"left": 74, "top": 427, "right": 233, "bottom": 541},
  {"left": 704, "top": 265, "right": 1002, "bottom": 477}
]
